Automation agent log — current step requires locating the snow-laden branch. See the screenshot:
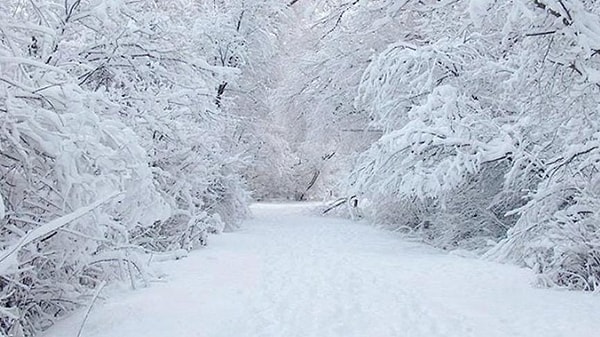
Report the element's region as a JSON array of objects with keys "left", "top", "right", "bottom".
[{"left": 0, "top": 192, "right": 121, "bottom": 274}]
